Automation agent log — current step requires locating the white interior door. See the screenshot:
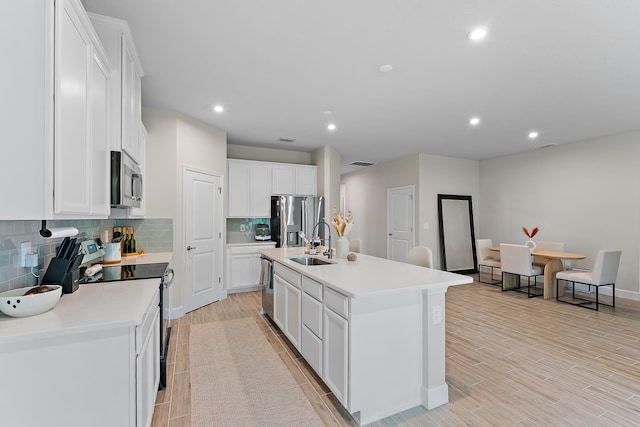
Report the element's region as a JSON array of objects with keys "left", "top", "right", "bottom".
[
  {"left": 387, "top": 186, "right": 414, "bottom": 262},
  {"left": 184, "top": 169, "right": 222, "bottom": 313}
]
